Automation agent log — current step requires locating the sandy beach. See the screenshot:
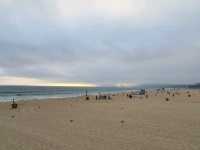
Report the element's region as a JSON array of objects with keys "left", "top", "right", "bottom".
[{"left": 0, "top": 89, "right": 200, "bottom": 150}]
